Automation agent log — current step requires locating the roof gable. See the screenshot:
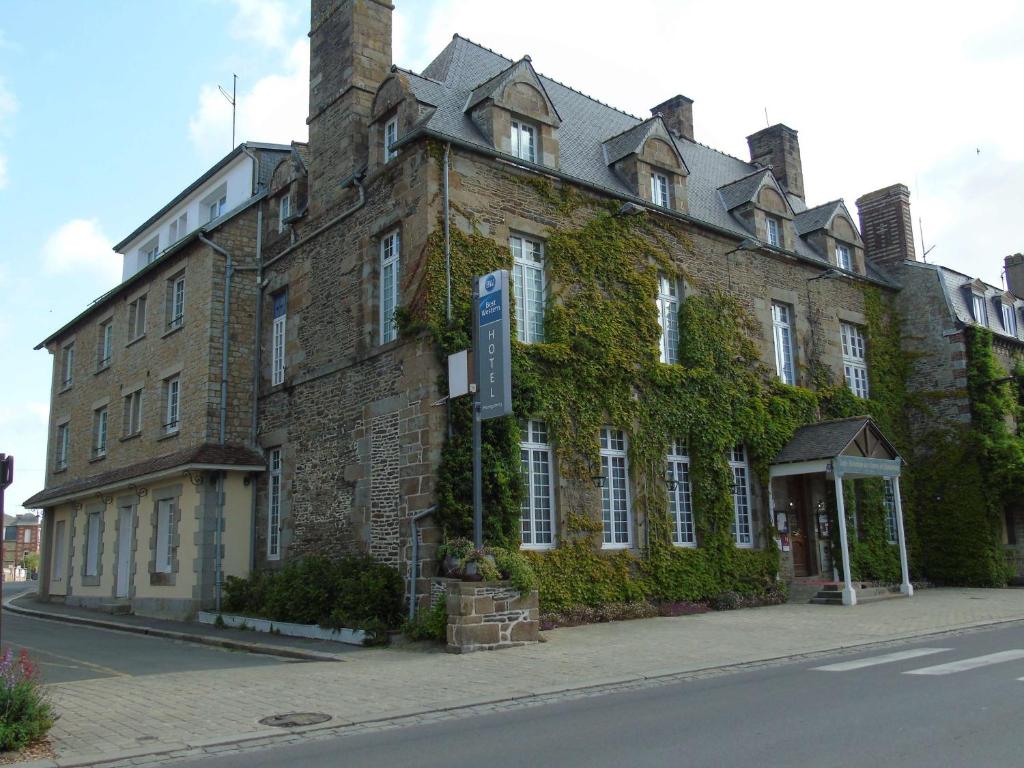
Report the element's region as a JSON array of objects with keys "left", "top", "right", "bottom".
[
  {"left": 773, "top": 417, "right": 901, "bottom": 465},
  {"left": 718, "top": 168, "right": 792, "bottom": 214},
  {"left": 602, "top": 116, "right": 686, "bottom": 171},
  {"left": 465, "top": 57, "right": 561, "bottom": 126}
]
